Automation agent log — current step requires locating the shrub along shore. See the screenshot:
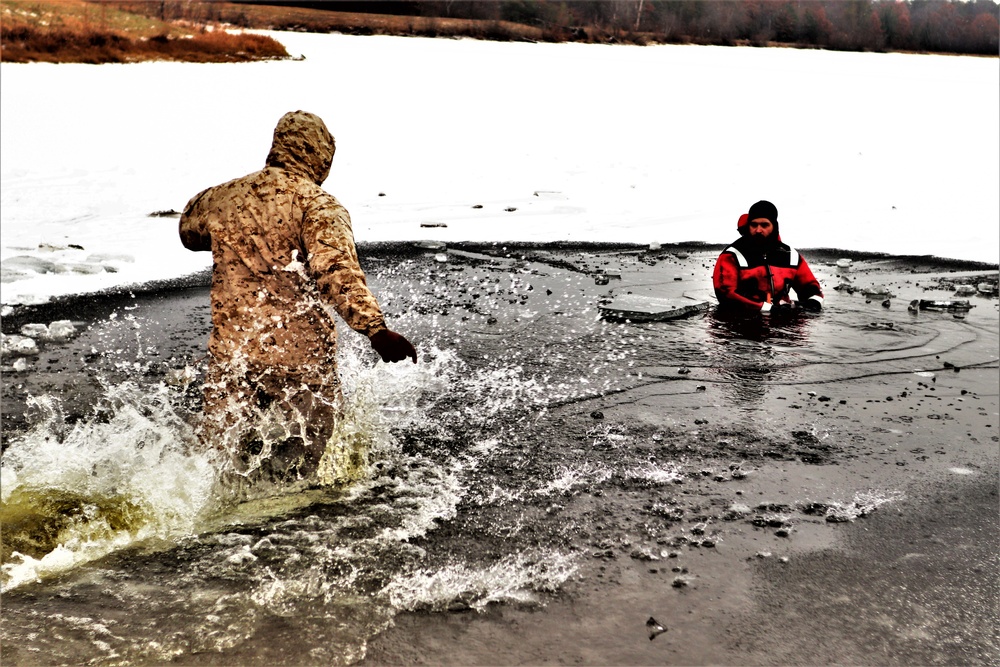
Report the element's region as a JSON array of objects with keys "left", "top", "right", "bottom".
[
  {"left": 1, "top": 0, "right": 288, "bottom": 64},
  {"left": 2, "top": 0, "right": 997, "bottom": 64}
]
